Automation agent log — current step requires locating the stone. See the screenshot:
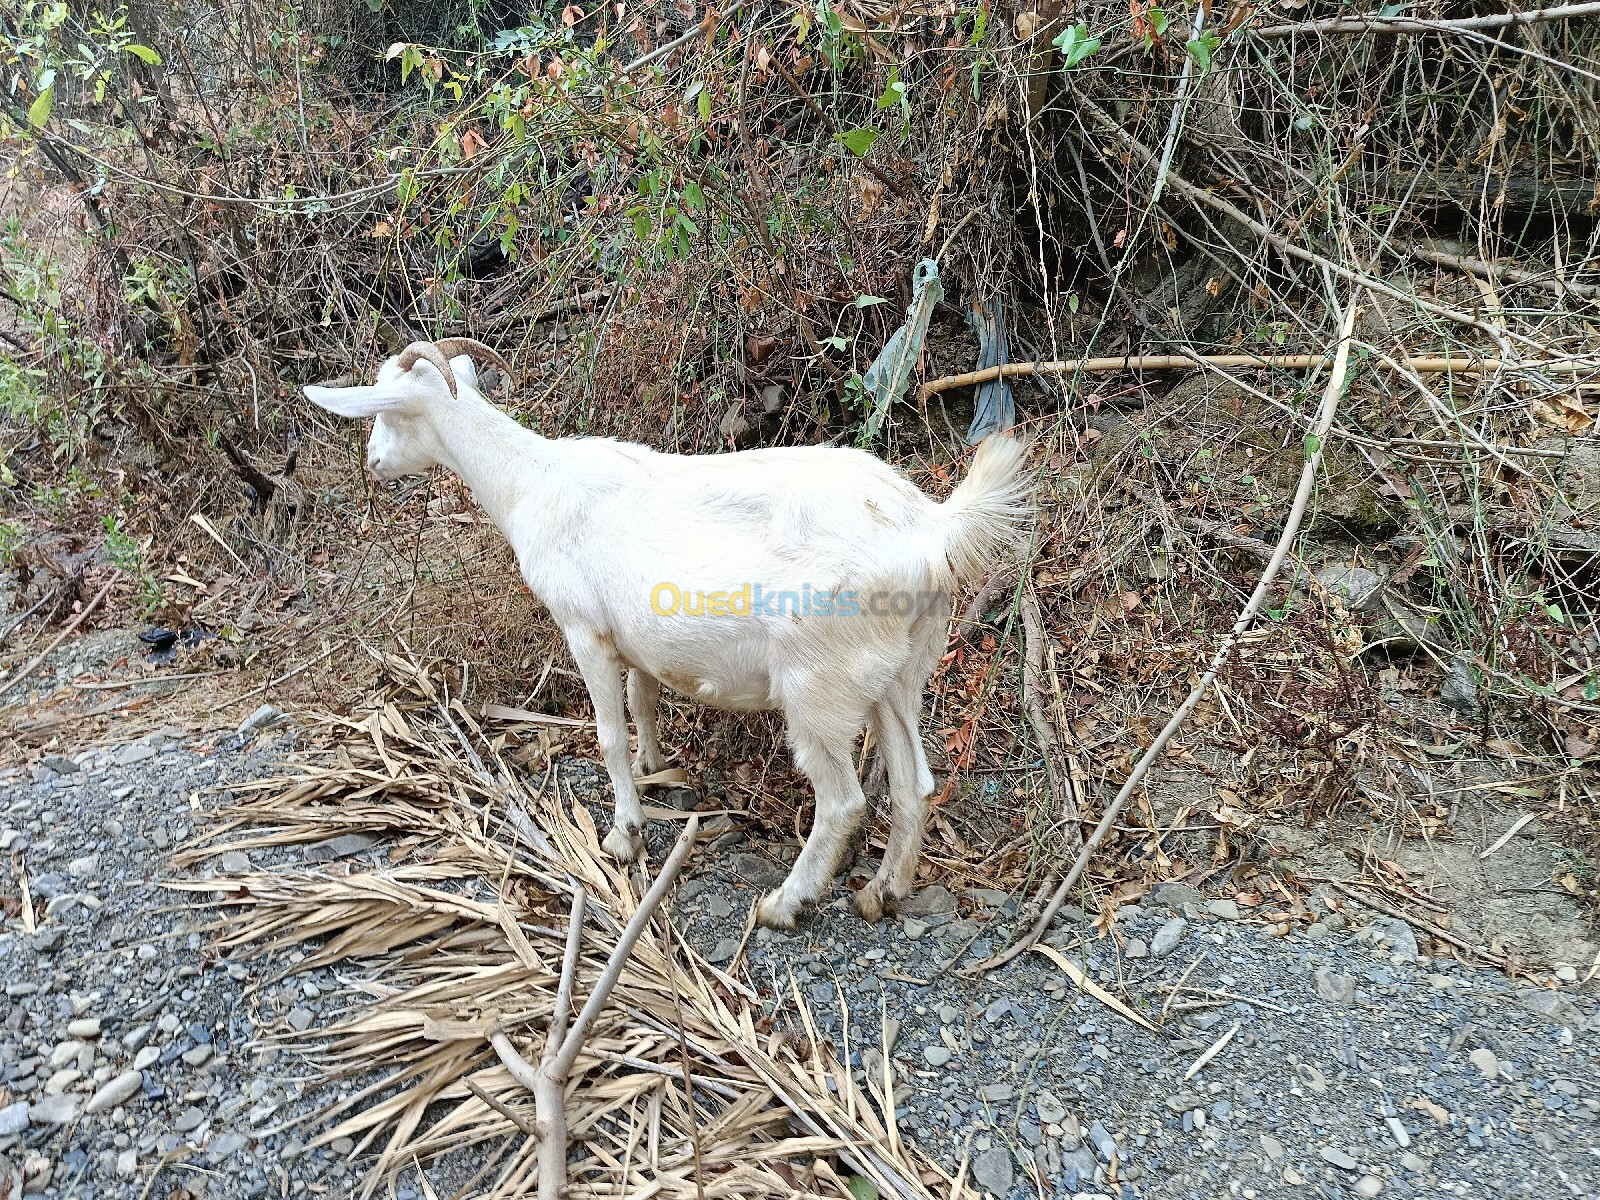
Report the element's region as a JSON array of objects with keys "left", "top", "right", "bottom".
[
  {"left": 66, "top": 1017, "right": 101, "bottom": 1039},
  {"left": 208, "top": 1131, "right": 249, "bottom": 1162},
  {"left": 1370, "top": 915, "right": 1420, "bottom": 962},
  {"left": 718, "top": 402, "right": 750, "bottom": 444},
  {"left": 1151, "top": 882, "right": 1204, "bottom": 910},
  {"left": 727, "top": 853, "right": 786, "bottom": 888},
  {"left": 1517, "top": 988, "right": 1585, "bottom": 1028},
  {"left": 0, "top": 1101, "right": 30, "bottom": 1136},
  {"left": 895, "top": 885, "right": 957, "bottom": 916},
  {"left": 1205, "top": 899, "right": 1241, "bottom": 920},
  {"left": 66, "top": 854, "right": 100, "bottom": 878},
  {"left": 760, "top": 384, "right": 785, "bottom": 415},
  {"left": 115, "top": 742, "right": 157, "bottom": 766},
  {"left": 287, "top": 1007, "right": 314, "bottom": 1033},
  {"left": 1468, "top": 1047, "right": 1500, "bottom": 1080},
  {"left": 182, "top": 1044, "right": 214, "bottom": 1068},
  {"left": 978, "top": 1082, "right": 1013, "bottom": 1103},
  {"left": 923, "top": 1045, "right": 951, "bottom": 1067},
  {"left": 1354, "top": 1176, "right": 1383, "bottom": 1198},
  {"left": 1034, "top": 1089, "right": 1066, "bottom": 1125},
  {"left": 1314, "top": 967, "right": 1355, "bottom": 1005},
  {"left": 237, "top": 704, "right": 288, "bottom": 737},
  {"left": 1315, "top": 565, "right": 1387, "bottom": 613},
  {"left": 39, "top": 753, "right": 80, "bottom": 774},
  {"left": 707, "top": 938, "right": 740, "bottom": 964},
  {"left": 218, "top": 851, "right": 251, "bottom": 874},
  {"left": 116, "top": 1149, "right": 138, "bottom": 1178},
  {"left": 1440, "top": 659, "right": 1478, "bottom": 715},
  {"left": 174, "top": 1105, "right": 207, "bottom": 1133},
  {"left": 1319, "top": 1146, "right": 1359, "bottom": 1170},
  {"left": 304, "top": 833, "right": 378, "bottom": 862},
  {"left": 134, "top": 1047, "right": 160, "bottom": 1071},
  {"left": 1125, "top": 937, "right": 1149, "bottom": 959},
  {"left": 28, "top": 1093, "right": 80, "bottom": 1125},
  {"left": 1088, "top": 1120, "right": 1117, "bottom": 1162},
  {"left": 971, "top": 1146, "right": 1013, "bottom": 1196},
  {"left": 1151, "top": 917, "right": 1188, "bottom": 958},
  {"left": 49, "top": 1041, "right": 86, "bottom": 1069},
  {"left": 86, "top": 1070, "right": 144, "bottom": 1114},
  {"left": 702, "top": 895, "right": 735, "bottom": 920},
  {"left": 901, "top": 917, "right": 930, "bottom": 939},
  {"left": 1260, "top": 1133, "right": 1285, "bottom": 1162}
]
